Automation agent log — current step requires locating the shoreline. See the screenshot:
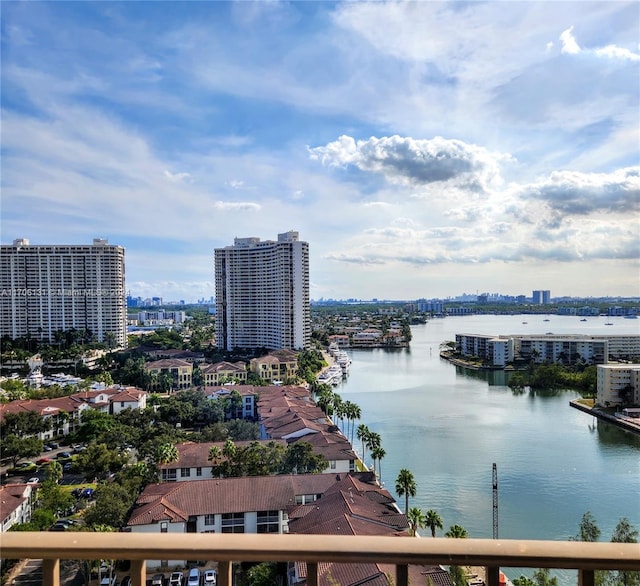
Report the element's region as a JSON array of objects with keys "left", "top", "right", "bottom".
[{"left": 569, "top": 400, "right": 640, "bottom": 436}]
